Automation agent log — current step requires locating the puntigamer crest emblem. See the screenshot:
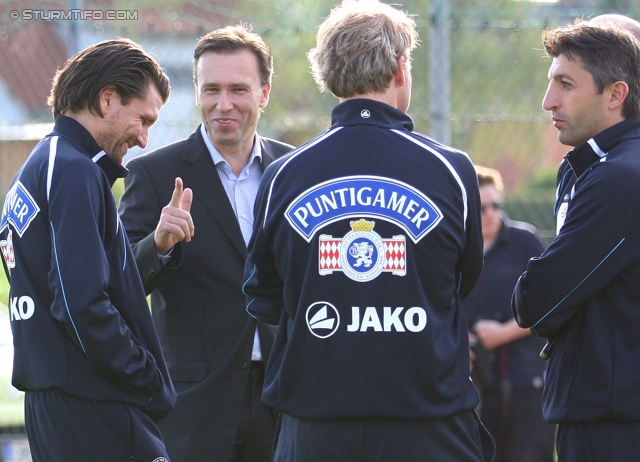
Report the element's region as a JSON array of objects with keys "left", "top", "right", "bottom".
[
  {"left": 319, "top": 219, "right": 406, "bottom": 282},
  {"left": 284, "top": 175, "right": 443, "bottom": 244},
  {"left": 0, "top": 181, "right": 40, "bottom": 237}
]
